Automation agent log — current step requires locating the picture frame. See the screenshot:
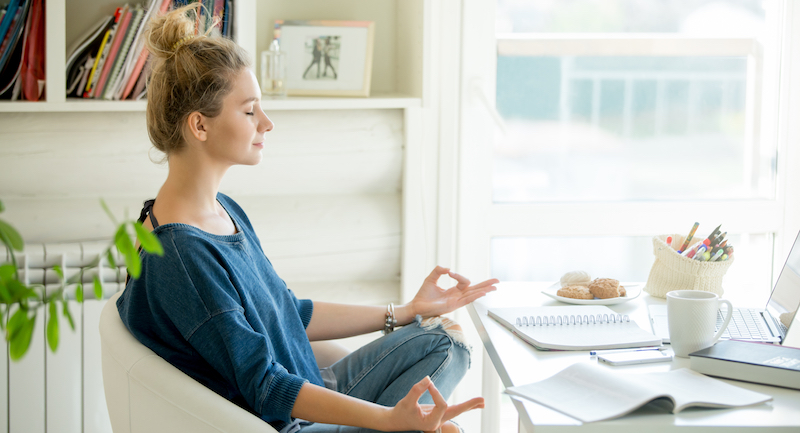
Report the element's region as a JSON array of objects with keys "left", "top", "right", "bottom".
[{"left": 274, "top": 20, "right": 375, "bottom": 97}]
